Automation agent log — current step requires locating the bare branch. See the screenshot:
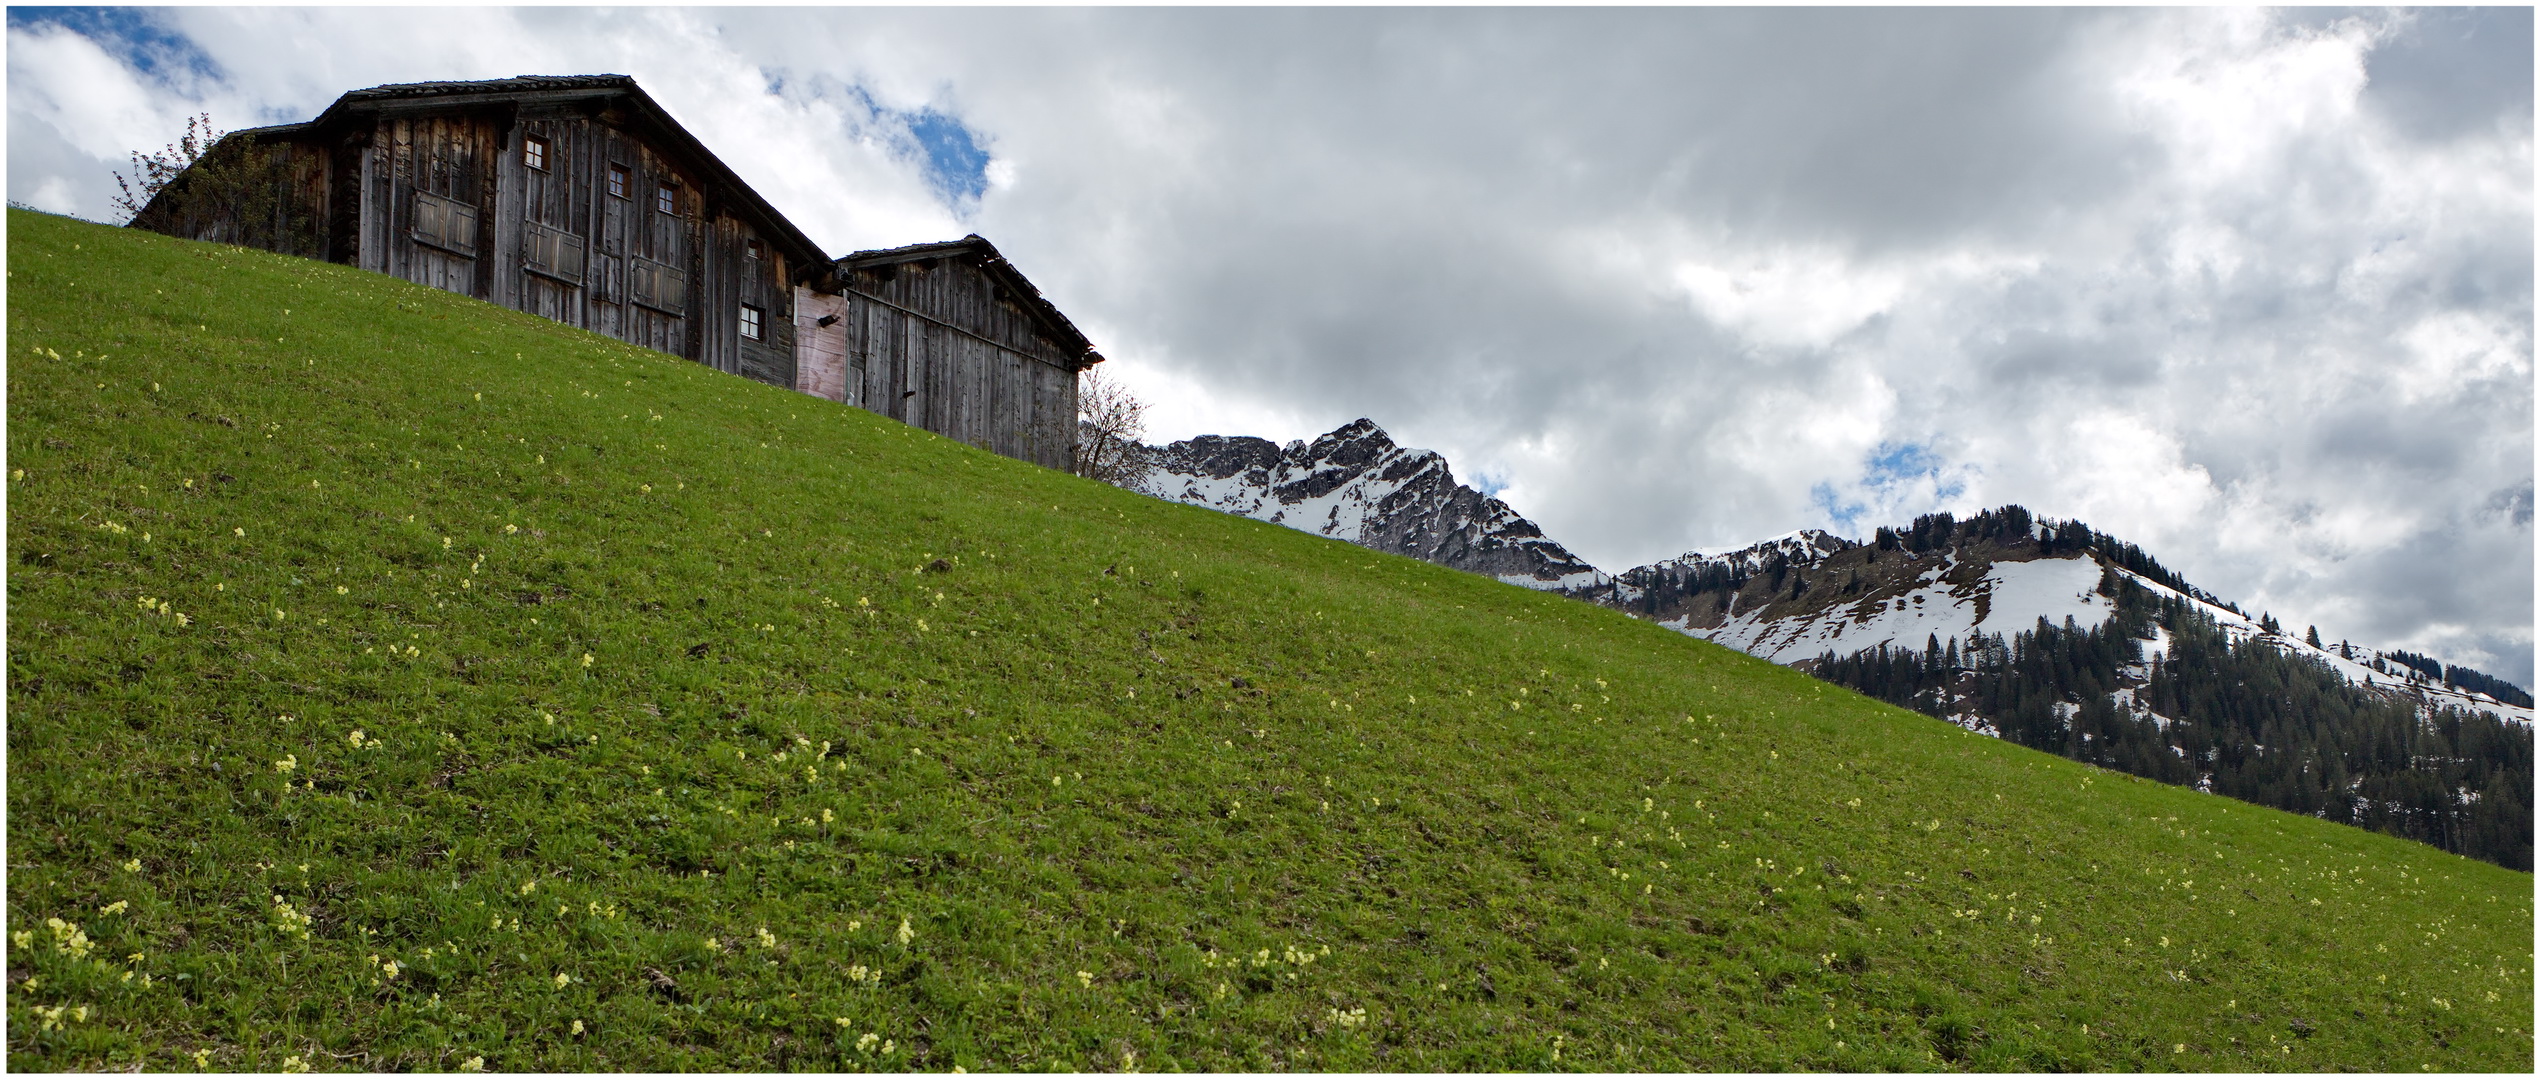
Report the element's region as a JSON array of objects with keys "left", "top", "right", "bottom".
[{"left": 1073, "top": 368, "right": 1150, "bottom": 487}]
